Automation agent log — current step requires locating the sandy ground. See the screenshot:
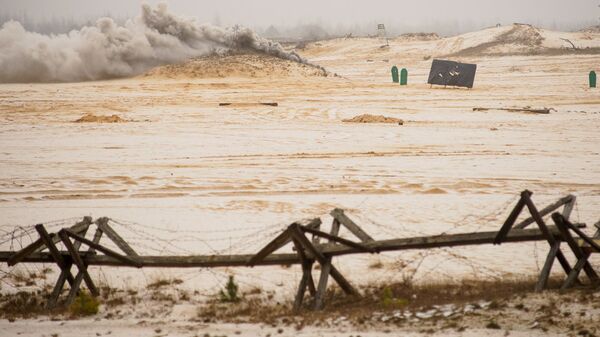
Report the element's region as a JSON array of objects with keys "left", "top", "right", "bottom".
[{"left": 1, "top": 27, "right": 600, "bottom": 335}]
